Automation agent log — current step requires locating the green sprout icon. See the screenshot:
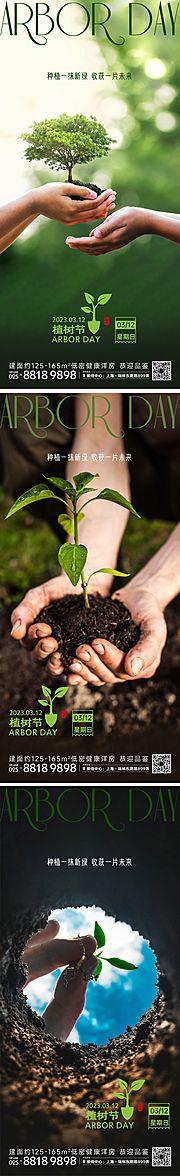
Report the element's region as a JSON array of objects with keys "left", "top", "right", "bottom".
[
  {"left": 116, "top": 1077, "right": 145, "bottom": 1121},
  {"left": 38, "top": 684, "right": 68, "bottom": 729},
  {"left": 93, "top": 921, "right": 137, "bottom": 983},
  {"left": 81, "top": 291, "right": 112, "bottom": 335}
]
